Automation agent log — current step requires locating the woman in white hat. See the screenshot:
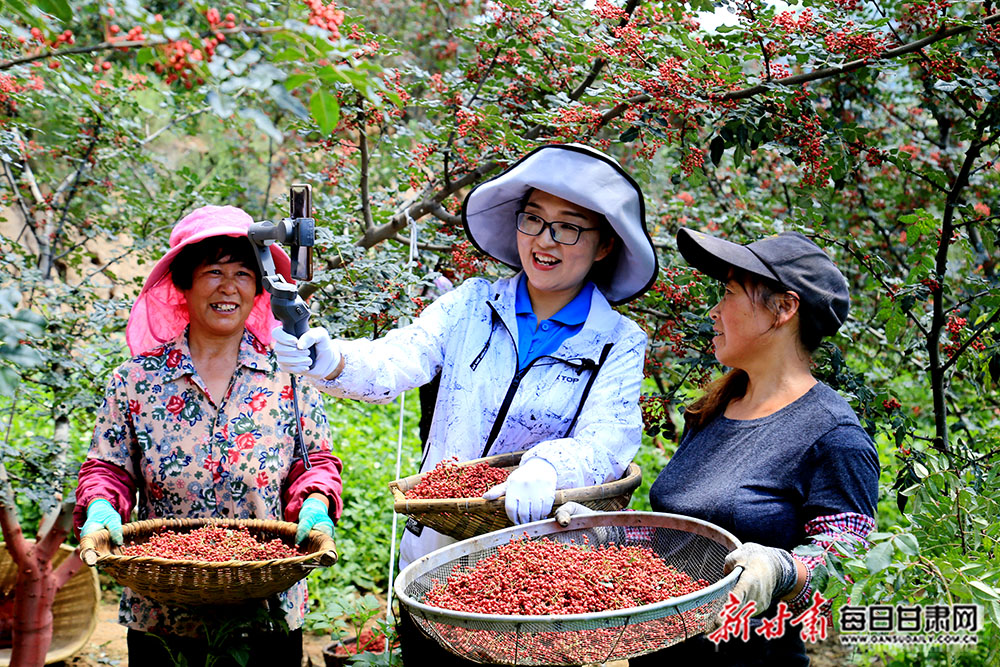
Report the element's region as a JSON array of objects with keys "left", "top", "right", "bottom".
[
  {"left": 75, "top": 205, "right": 344, "bottom": 664},
  {"left": 272, "top": 143, "right": 657, "bottom": 664}
]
